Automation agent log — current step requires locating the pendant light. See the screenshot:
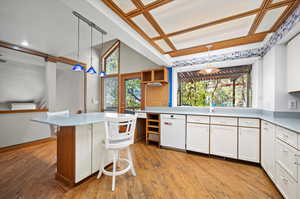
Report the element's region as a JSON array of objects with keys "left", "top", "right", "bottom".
[
  {"left": 72, "top": 16, "right": 85, "bottom": 72},
  {"left": 99, "top": 33, "right": 106, "bottom": 77},
  {"left": 86, "top": 25, "right": 97, "bottom": 74},
  {"left": 199, "top": 45, "right": 220, "bottom": 75}
]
